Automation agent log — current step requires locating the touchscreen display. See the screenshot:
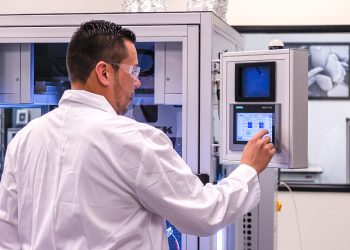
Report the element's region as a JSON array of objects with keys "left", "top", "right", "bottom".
[
  {"left": 230, "top": 104, "right": 279, "bottom": 151},
  {"left": 232, "top": 104, "right": 276, "bottom": 145},
  {"left": 236, "top": 112, "right": 273, "bottom": 142}
]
